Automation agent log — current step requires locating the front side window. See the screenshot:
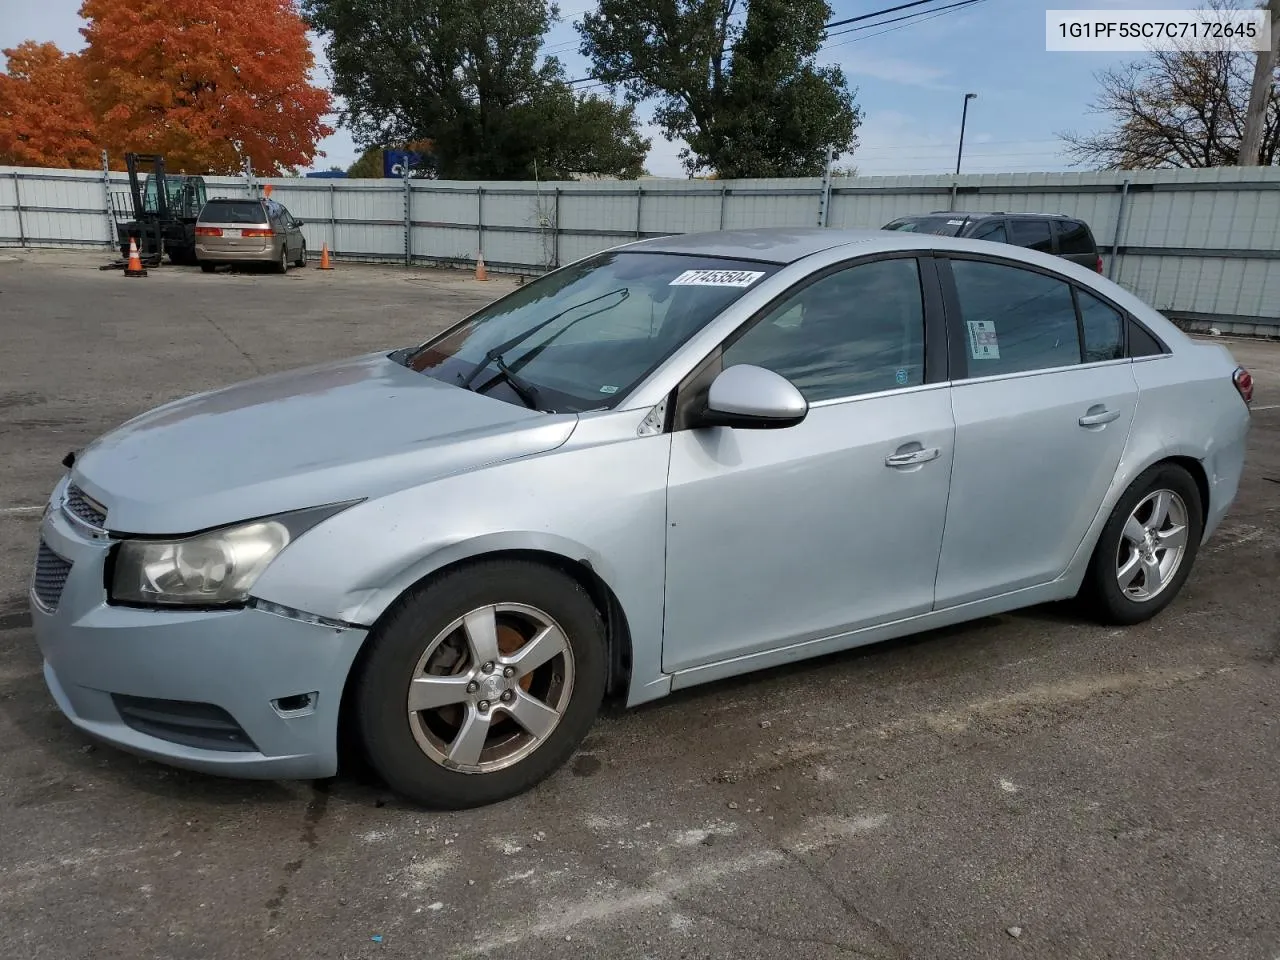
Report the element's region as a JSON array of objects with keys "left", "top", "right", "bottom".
[
  {"left": 970, "top": 221, "right": 1008, "bottom": 243},
  {"left": 402, "top": 252, "right": 781, "bottom": 412},
  {"left": 1009, "top": 219, "right": 1053, "bottom": 253},
  {"left": 721, "top": 257, "right": 926, "bottom": 402},
  {"left": 951, "top": 259, "right": 1080, "bottom": 377}
]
